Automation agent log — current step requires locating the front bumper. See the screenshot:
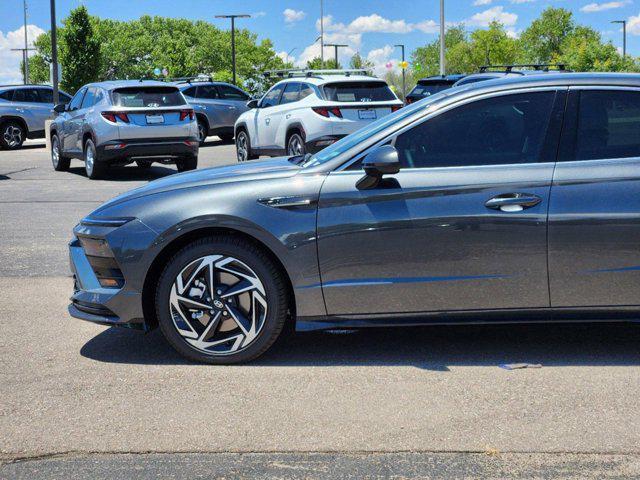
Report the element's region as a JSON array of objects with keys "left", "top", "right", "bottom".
[
  {"left": 97, "top": 137, "right": 199, "bottom": 163},
  {"left": 68, "top": 218, "right": 158, "bottom": 330}
]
